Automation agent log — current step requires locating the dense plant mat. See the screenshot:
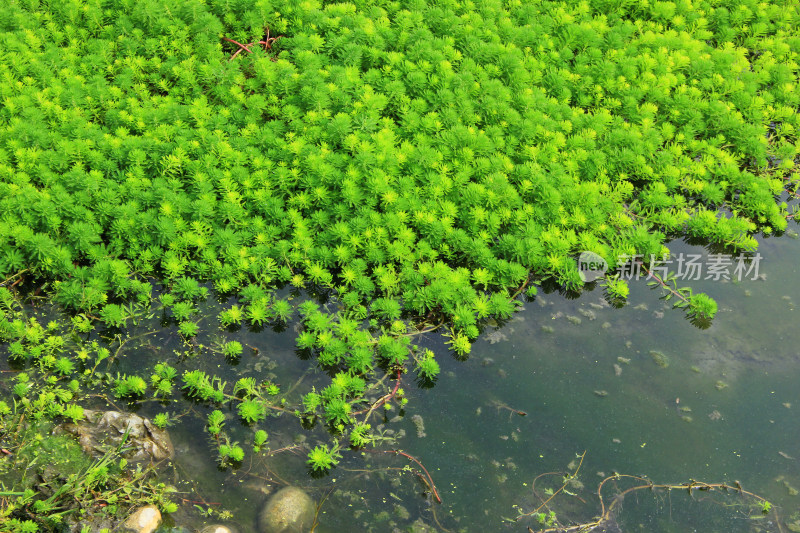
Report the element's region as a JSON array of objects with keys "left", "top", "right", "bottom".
[{"left": 0, "top": 0, "right": 799, "bottom": 529}]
